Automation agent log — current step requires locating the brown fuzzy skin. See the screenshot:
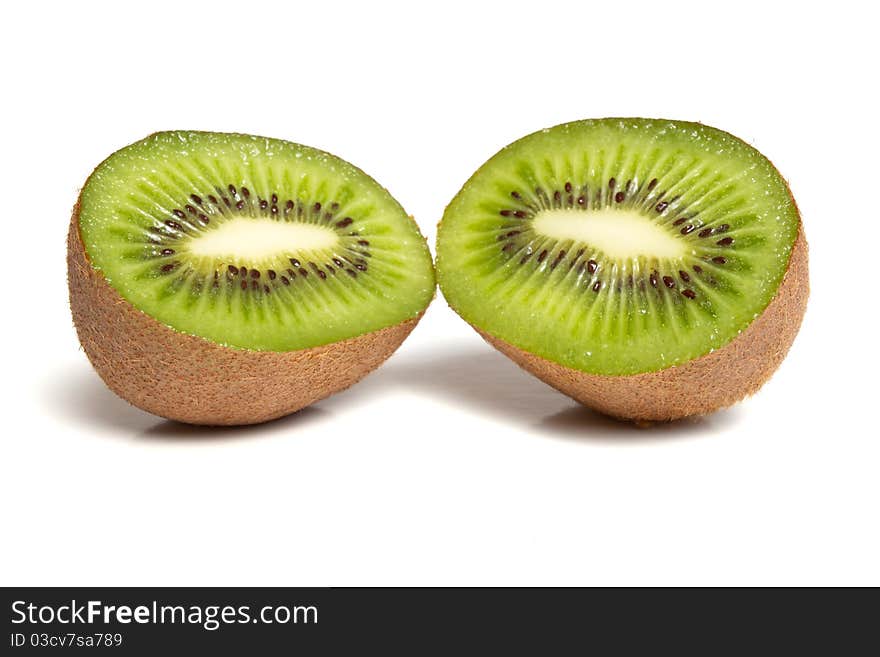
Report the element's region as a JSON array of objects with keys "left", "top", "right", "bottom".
[
  {"left": 477, "top": 225, "right": 809, "bottom": 422},
  {"left": 68, "top": 209, "right": 422, "bottom": 426}
]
